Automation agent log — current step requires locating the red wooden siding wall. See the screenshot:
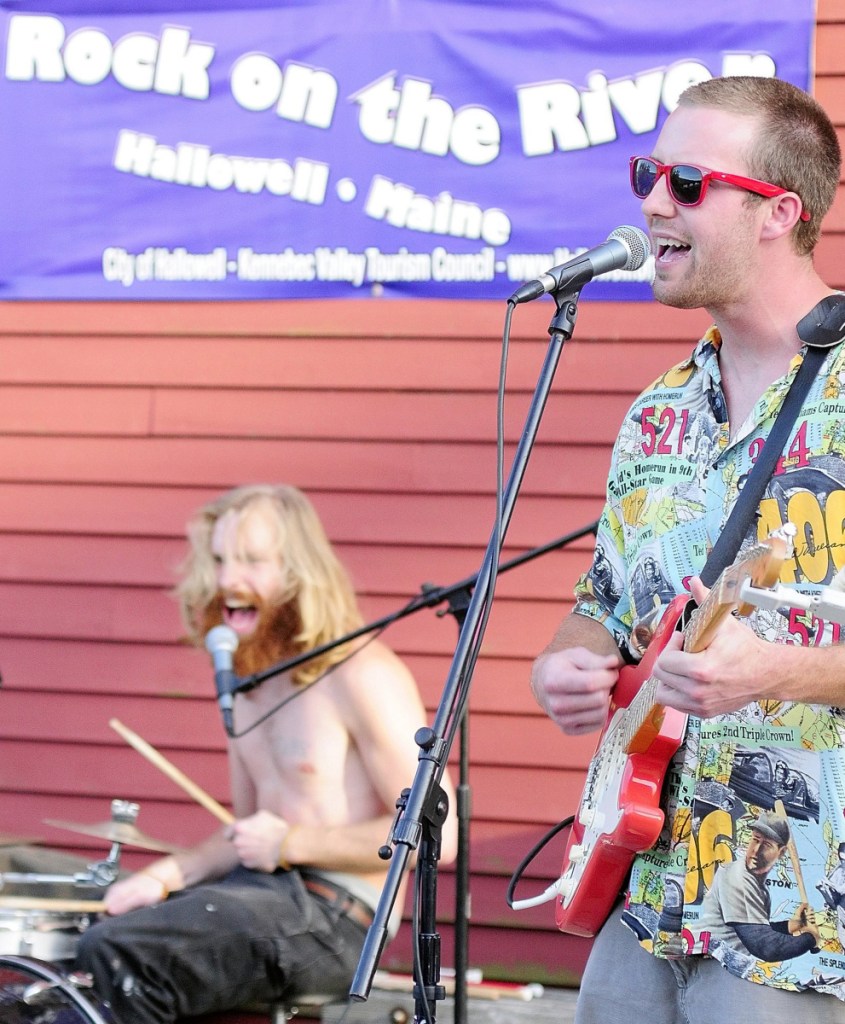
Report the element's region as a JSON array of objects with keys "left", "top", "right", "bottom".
[{"left": 2, "top": 4, "right": 845, "bottom": 987}]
